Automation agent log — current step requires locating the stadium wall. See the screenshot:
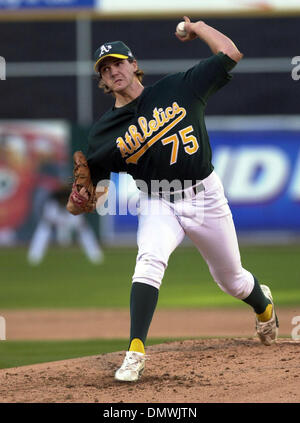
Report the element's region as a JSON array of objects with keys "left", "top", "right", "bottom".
[{"left": 0, "top": 15, "right": 299, "bottom": 122}]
